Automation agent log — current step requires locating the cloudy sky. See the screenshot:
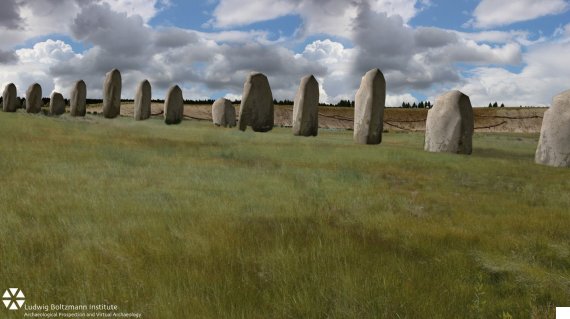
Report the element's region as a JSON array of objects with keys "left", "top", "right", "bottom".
[{"left": 0, "top": 0, "right": 569, "bottom": 106}]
